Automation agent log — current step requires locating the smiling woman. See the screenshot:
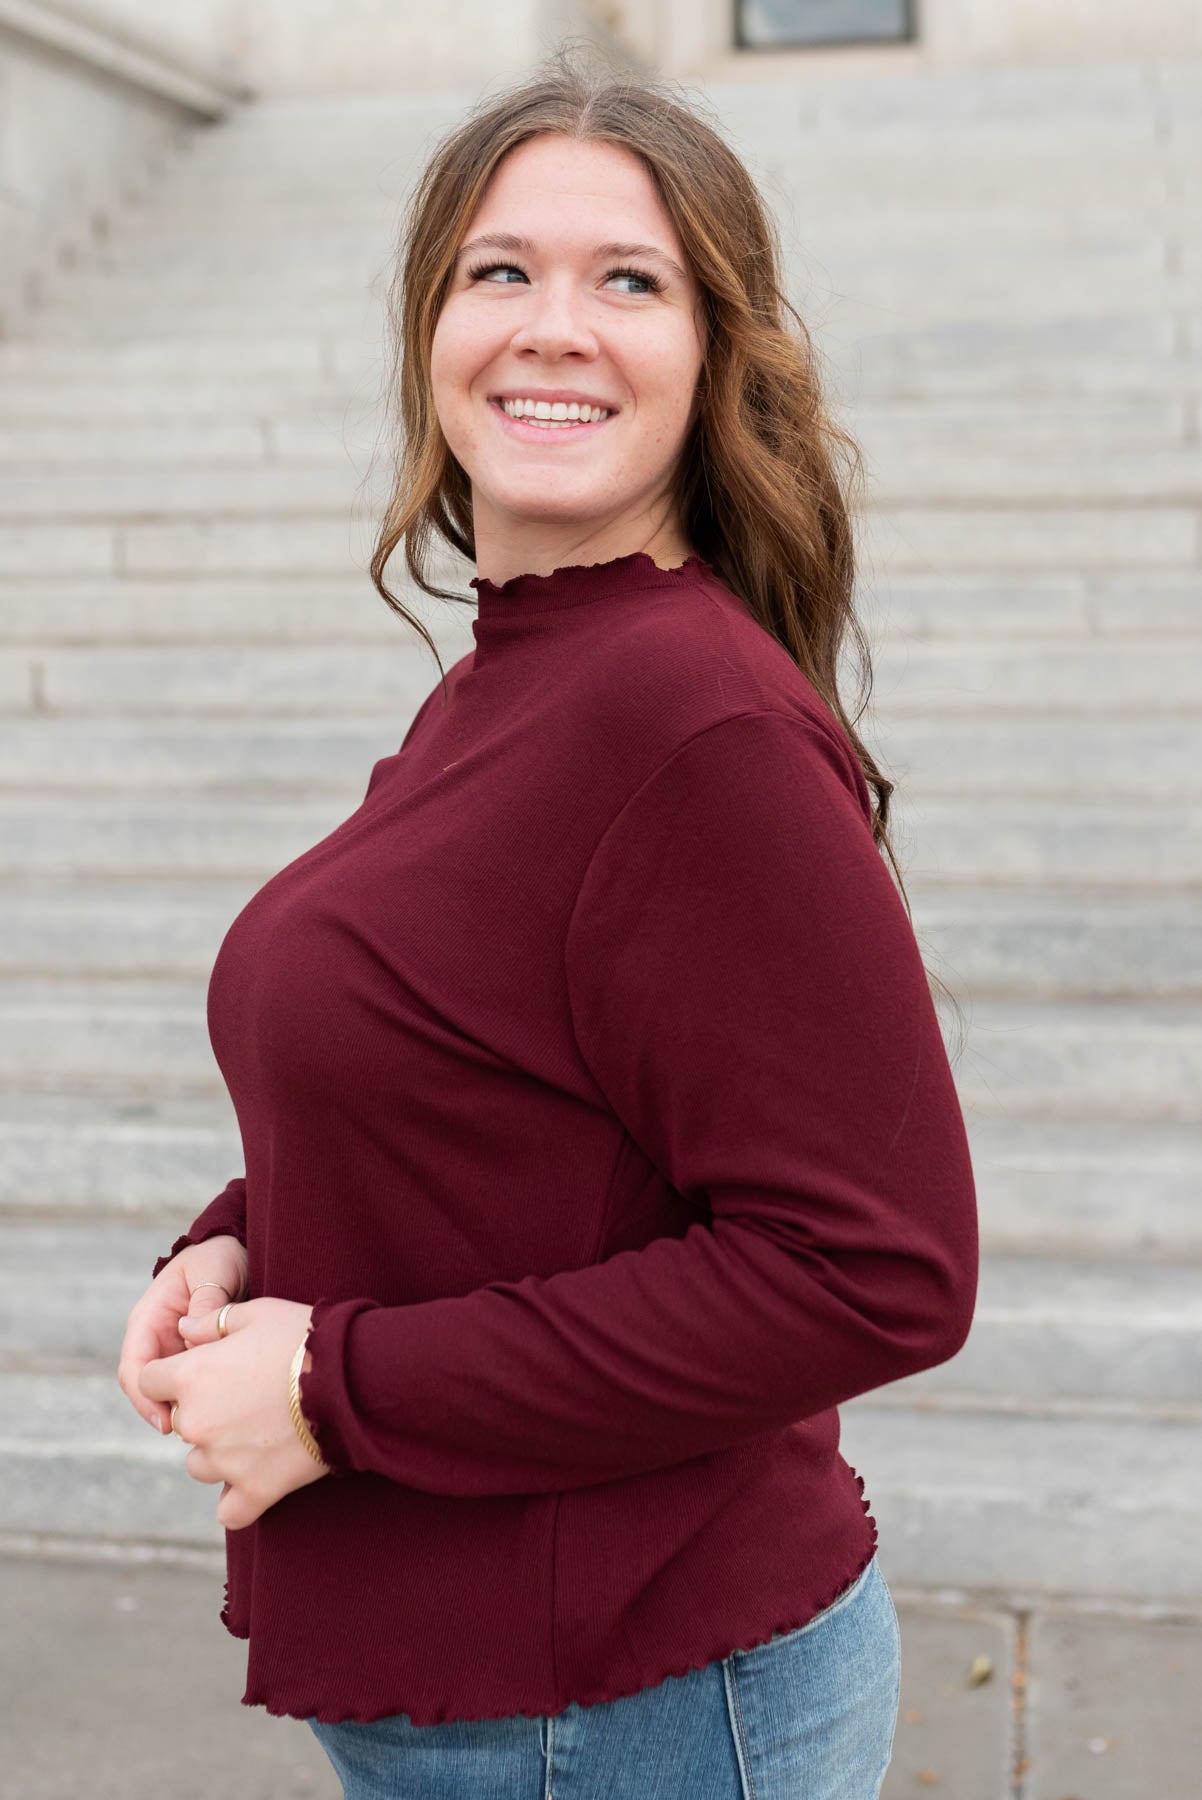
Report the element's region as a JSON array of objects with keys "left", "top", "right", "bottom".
[
  {"left": 121, "top": 37, "right": 978, "bottom": 1800},
  {"left": 428, "top": 131, "right": 707, "bottom": 588}
]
